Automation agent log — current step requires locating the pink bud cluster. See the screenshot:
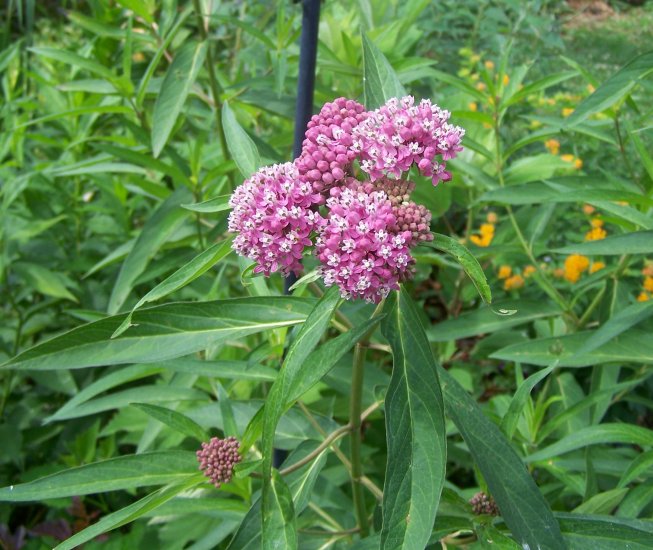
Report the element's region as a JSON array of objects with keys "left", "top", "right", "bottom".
[
  {"left": 373, "top": 178, "right": 433, "bottom": 243},
  {"left": 196, "top": 436, "right": 242, "bottom": 489},
  {"left": 228, "top": 162, "right": 323, "bottom": 276},
  {"left": 469, "top": 492, "right": 500, "bottom": 516},
  {"left": 315, "top": 178, "right": 414, "bottom": 303},
  {"left": 351, "top": 96, "right": 464, "bottom": 185},
  {"left": 295, "top": 98, "right": 368, "bottom": 199}
]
